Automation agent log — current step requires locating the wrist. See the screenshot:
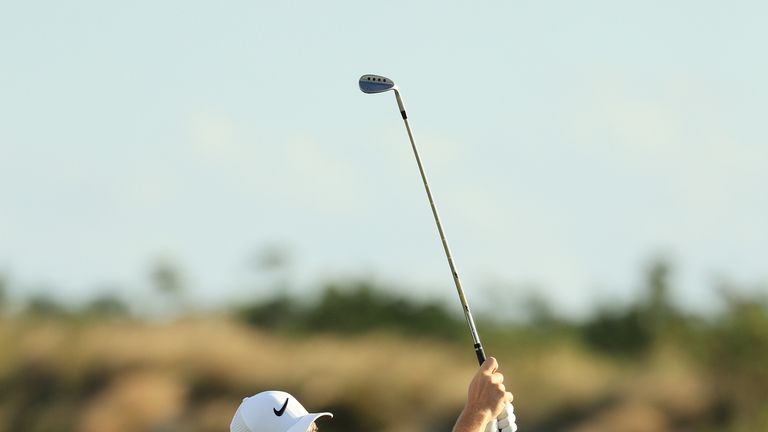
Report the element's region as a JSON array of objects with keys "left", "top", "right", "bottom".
[{"left": 453, "top": 406, "right": 493, "bottom": 432}]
